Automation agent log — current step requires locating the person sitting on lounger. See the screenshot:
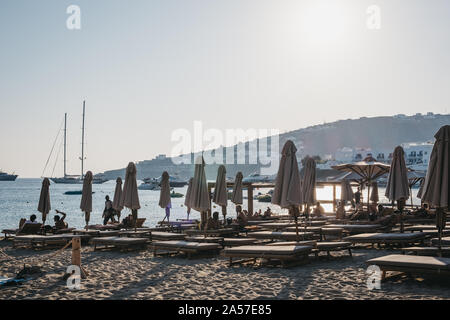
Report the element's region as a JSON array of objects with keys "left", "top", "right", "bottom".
[
  {"left": 336, "top": 201, "right": 346, "bottom": 219},
  {"left": 206, "top": 211, "right": 220, "bottom": 230},
  {"left": 312, "top": 202, "right": 325, "bottom": 218},
  {"left": 263, "top": 207, "right": 272, "bottom": 218},
  {"left": 377, "top": 204, "right": 394, "bottom": 217},
  {"left": 54, "top": 210, "right": 68, "bottom": 230},
  {"left": 17, "top": 214, "right": 39, "bottom": 232},
  {"left": 118, "top": 214, "right": 133, "bottom": 229},
  {"left": 414, "top": 203, "right": 430, "bottom": 217},
  {"left": 236, "top": 207, "right": 248, "bottom": 227}
]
